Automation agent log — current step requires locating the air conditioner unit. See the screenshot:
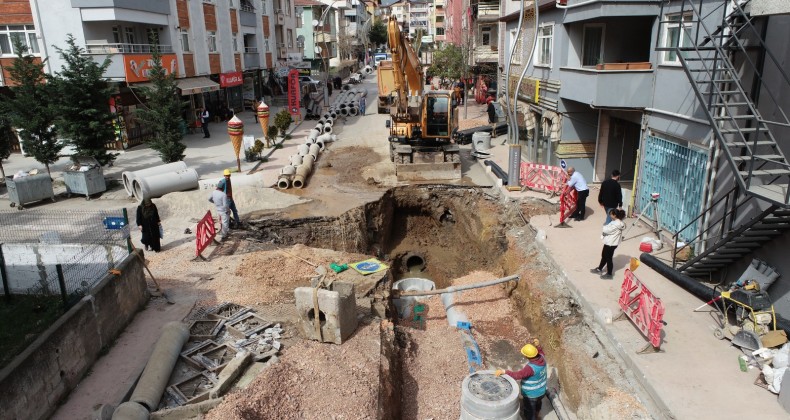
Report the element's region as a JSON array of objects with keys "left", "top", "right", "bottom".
[
  {"left": 279, "top": 42, "right": 286, "bottom": 48},
  {"left": 278, "top": 47, "right": 287, "bottom": 57},
  {"left": 275, "top": 8, "right": 283, "bottom": 14}
]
